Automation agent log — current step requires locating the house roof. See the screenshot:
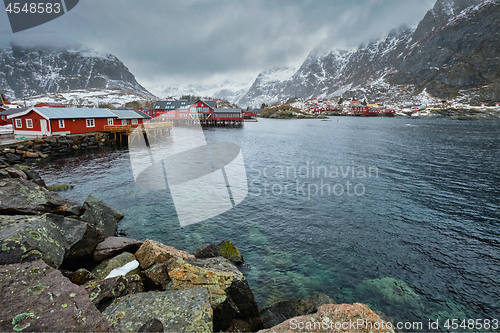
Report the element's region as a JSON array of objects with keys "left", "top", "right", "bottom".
[
  {"left": 154, "top": 100, "right": 216, "bottom": 110},
  {"left": 134, "top": 110, "right": 152, "bottom": 119},
  {"left": 1, "top": 108, "right": 29, "bottom": 116},
  {"left": 7, "top": 108, "right": 117, "bottom": 120},
  {"left": 110, "top": 110, "right": 150, "bottom": 120}
]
